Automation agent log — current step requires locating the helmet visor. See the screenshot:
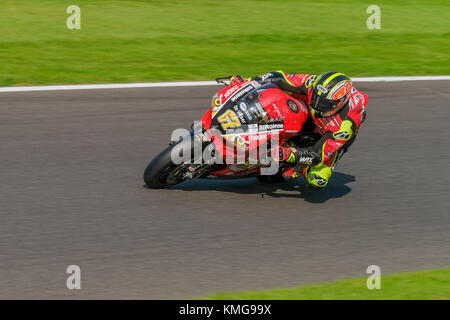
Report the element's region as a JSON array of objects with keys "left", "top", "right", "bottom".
[{"left": 311, "top": 93, "right": 339, "bottom": 114}]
